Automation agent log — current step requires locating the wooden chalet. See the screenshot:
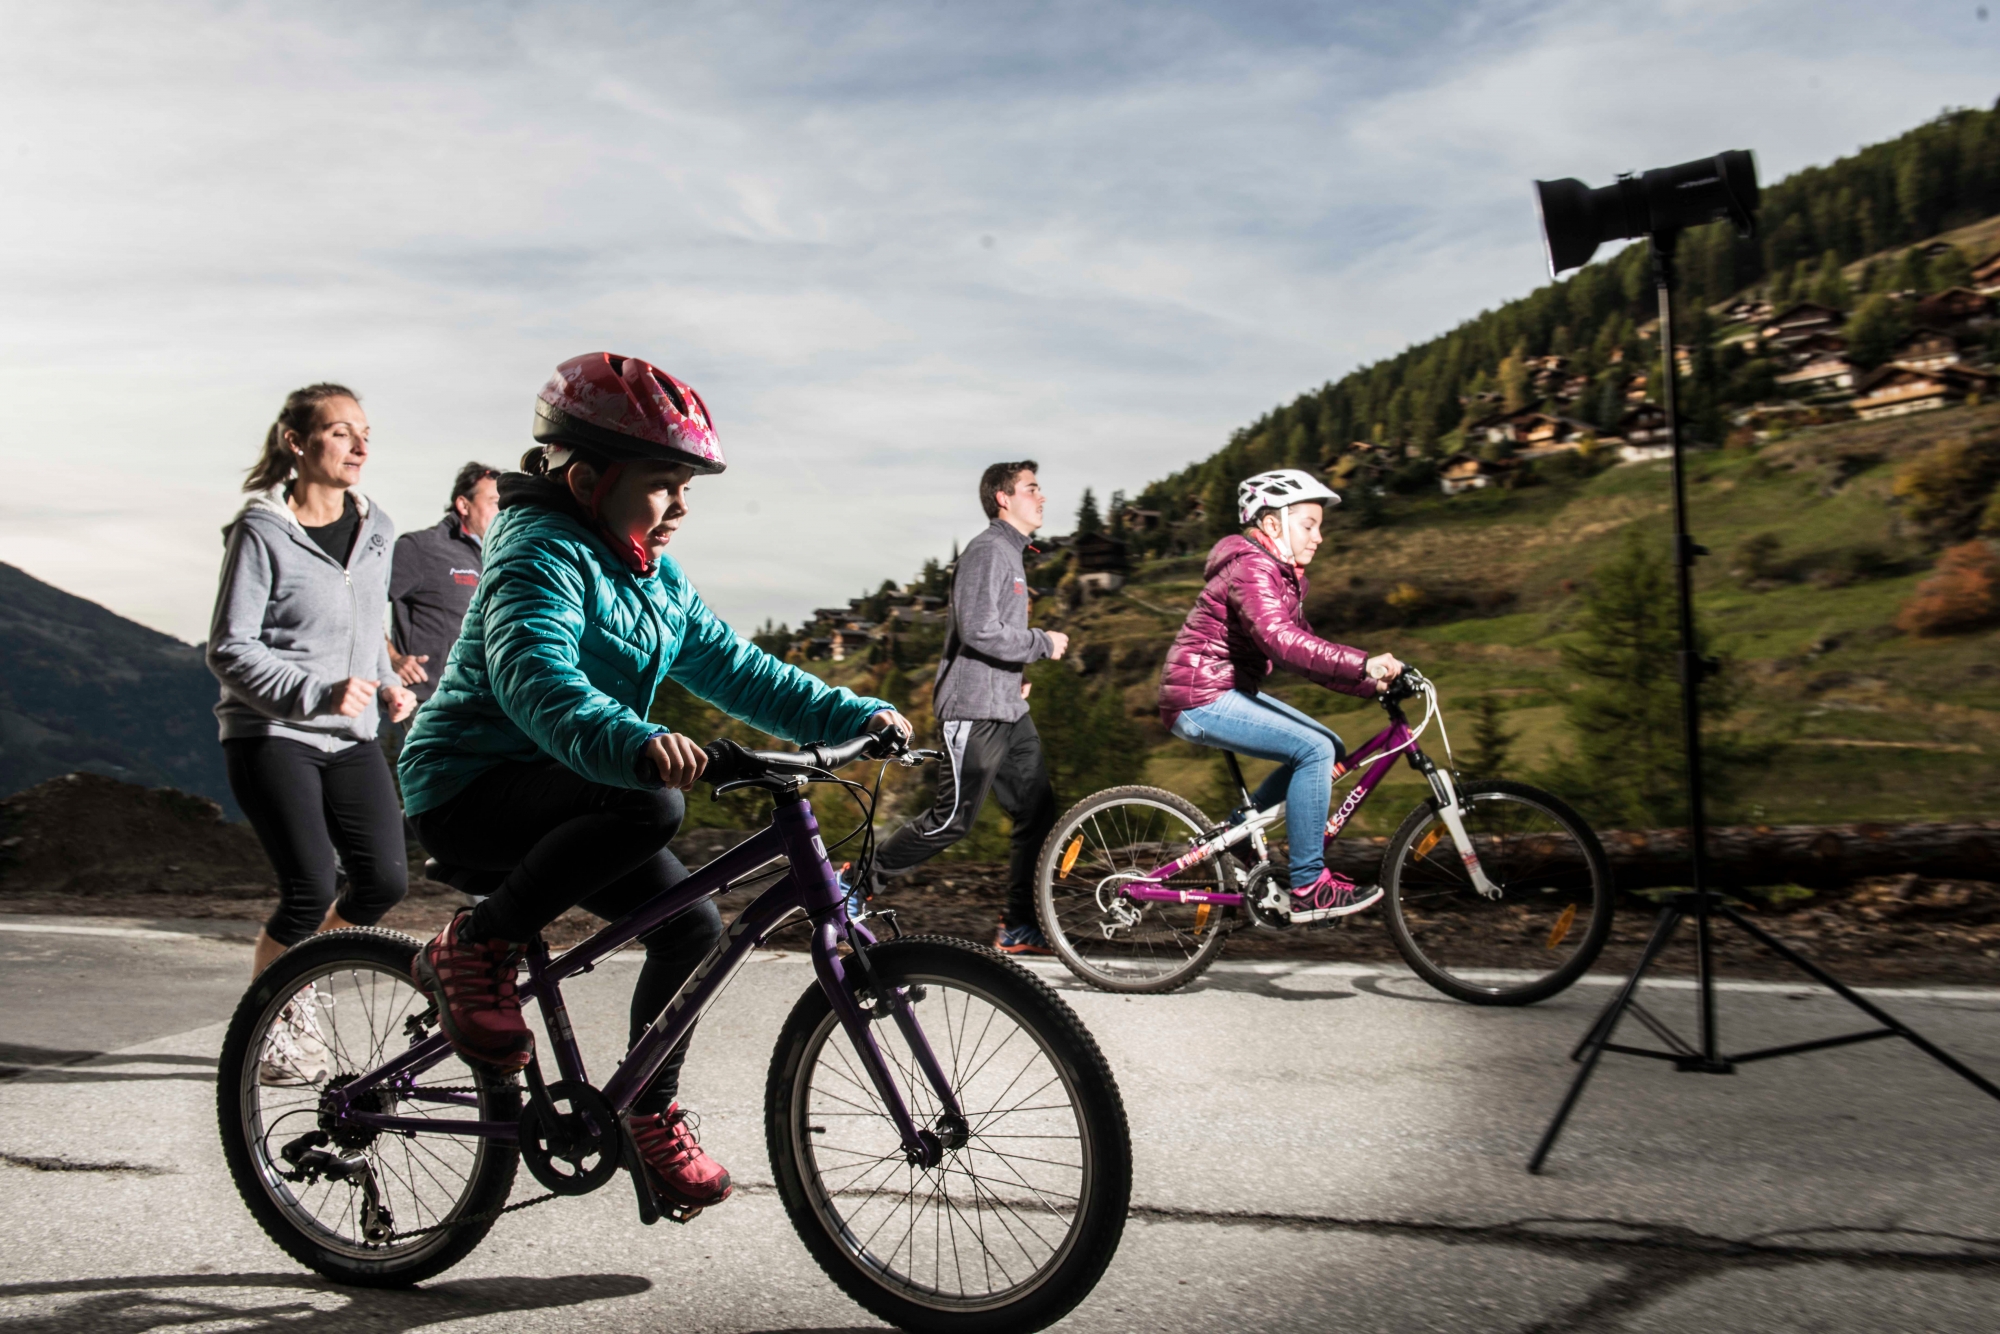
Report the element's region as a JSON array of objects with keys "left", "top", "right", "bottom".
[
  {"left": 1780, "top": 330, "right": 1848, "bottom": 365},
  {"left": 1612, "top": 403, "right": 1668, "bottom": 446},
  {"left": 1774, "top": 352, "right": 1857, "bottom": 397},
  {"left": 1852, "top": 364, "right": 1998, "bottom": 421},
  {"left": 1759, "top": 302, "right": 1845, "bottom": 349},
  {"left": 1913, "top": 286, "right": 1994, "bottom": 331},
  {"left": 1885, "top": 330, "right": 1961, "bottom": 371},
  {"left": 1438, "top": 454, "right": 1509, "bottom": 495},
  {"left": 1974, "top": 249, "right": 2000, "bottom": 295},
  {"left": 1072, "top": 531, "right": 1132, "bottom": 593}
]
